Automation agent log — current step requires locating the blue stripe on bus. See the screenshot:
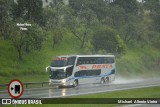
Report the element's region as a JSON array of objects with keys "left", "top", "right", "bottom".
[{"left": 66, "top": 69, "right": 115, "bottom": 82}]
